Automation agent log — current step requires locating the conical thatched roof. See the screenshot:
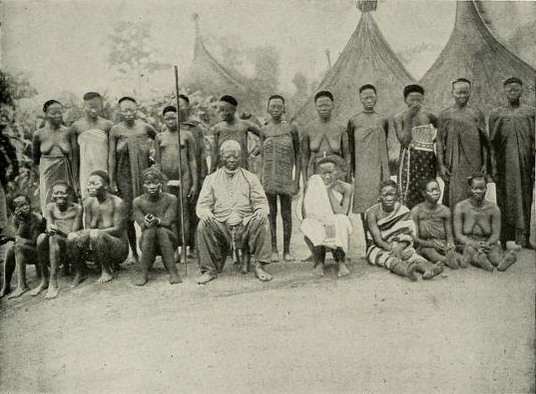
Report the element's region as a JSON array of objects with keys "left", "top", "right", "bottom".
[
  {"left": 293, "top": 2, "right": 415, "bottom": 125},
  {"left": 419, "top": 0, "right": 536, "bottom": 116},
  {"left": 183, "top": 14, "right": 247, "bottom": 101}
]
